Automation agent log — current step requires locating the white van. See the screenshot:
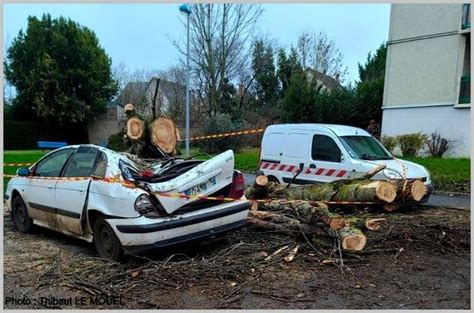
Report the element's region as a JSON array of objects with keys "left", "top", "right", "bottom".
[{"left": 258, "top": 124, "right": 433, "bottom": 202}]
